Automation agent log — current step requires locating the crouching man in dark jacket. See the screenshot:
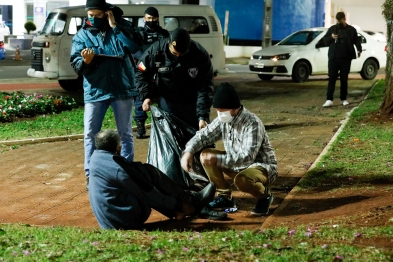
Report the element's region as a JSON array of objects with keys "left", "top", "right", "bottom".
[{"left": 88, "top": 129, "right": 216, "bottom": 230}]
